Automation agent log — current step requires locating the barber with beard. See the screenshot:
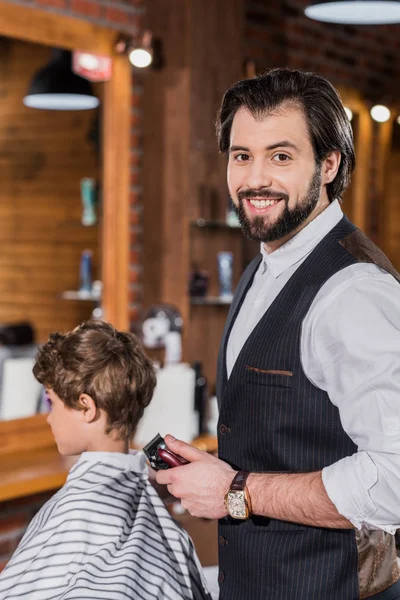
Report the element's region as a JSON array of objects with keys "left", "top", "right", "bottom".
[{"left": 157, "top": 69, "right": 400, "bottom": 600}]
